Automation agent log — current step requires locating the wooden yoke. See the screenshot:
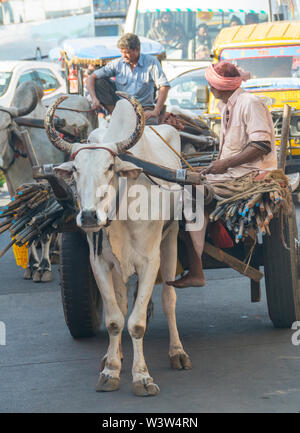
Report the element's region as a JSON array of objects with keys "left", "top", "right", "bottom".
[{"left": 118, "top": 153, "right": 203, "bottom": 185}]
